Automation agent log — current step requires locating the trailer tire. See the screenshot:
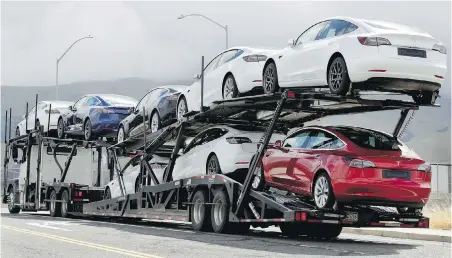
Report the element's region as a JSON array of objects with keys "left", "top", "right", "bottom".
[
  {"left": 7, "top": 190, "right": 20, "bottom": 214},
  {"left": 280, "top": 223, "right": 301, "bottom": 237},
  {"left": 307, "top": 224, "right": 342, "bottom": 240},
  {"left": 60, "top": 189, "right": 70, "bottom": 218},
  {"left": 190, "top": 190, "right": 213, "bottom": 232},
  {"left": 211, "top": 190, "right": 231, "bottom": 233},
  {"left": 49, "top": 190, "right": 61, "bottom": 217}
]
